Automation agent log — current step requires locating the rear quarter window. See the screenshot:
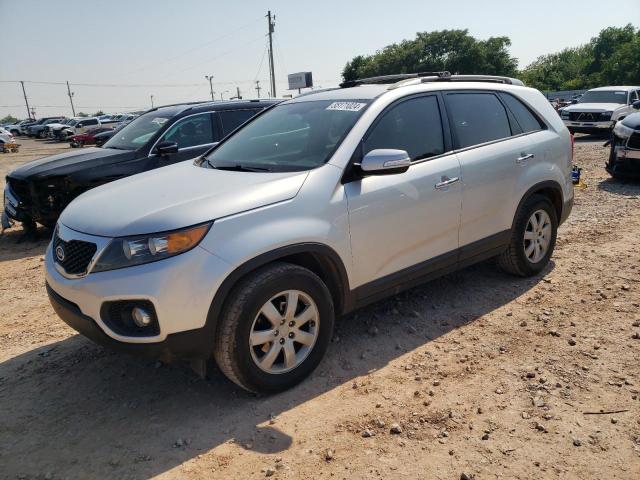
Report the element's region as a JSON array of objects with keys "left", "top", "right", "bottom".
[{"left": 498, "top": 93, "right": 545, "bottom": 133}]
